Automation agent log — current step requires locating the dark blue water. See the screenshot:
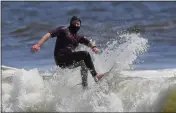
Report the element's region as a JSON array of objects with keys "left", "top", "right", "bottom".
[{"left": 2, "top": 1, "right": 176, "bottom": 70}]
